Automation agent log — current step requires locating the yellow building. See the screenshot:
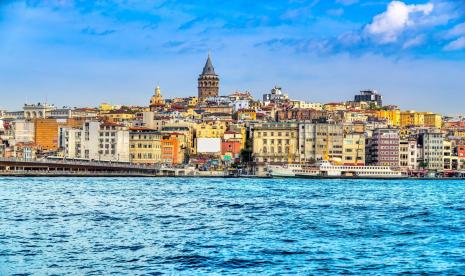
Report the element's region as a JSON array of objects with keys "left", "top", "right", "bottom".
[
  {"left": 195, "top": 121, "right": 227, "bottom": 138},
  {"left": 342, "top": 133, "right": 365, "bottom": 165},
  {"left": 236, "top": 109, "right": 256, "bottom": 121},
  {"left": 101, "top": 110, "right": 136, "bottom": 123},
  {"left": 187, "top": 97, "right": 198, "bottom": 107},
  {"left": 422, "top": 112, "right": 442, "bottom": 128},
  {"left": 129, "top": 128, "right": 162, "bottom": 164},
  {"left": 99, "top": 103, "right": 115, "bottom": 112},
  {"left": 376, "top": 109, "right": 401, "bottom": 127},
  {"left": 228, "top": 123, "right": 247, "bottom": 148},
  {"left": 323, "top": 103, "right": 346, "bottom": 111},
  {"left": 400, "top": 111, "right": 442, "bottom": 128},
  {"left": 400, "top": 111, "right": 424, "bottom": 128},
  {"left": 252, "top": 122, "right": 299, "bottom": 175}
]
